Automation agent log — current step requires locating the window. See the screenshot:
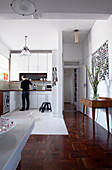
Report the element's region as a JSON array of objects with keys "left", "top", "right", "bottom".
[{"left": 0, "top": 53, "right": 9, "bottom": 80}]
